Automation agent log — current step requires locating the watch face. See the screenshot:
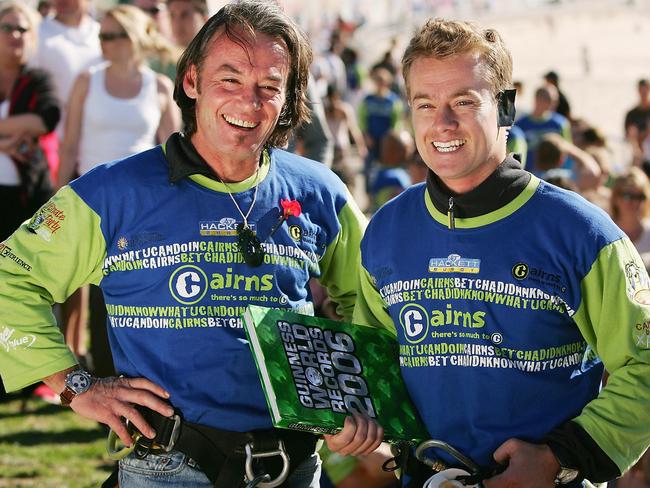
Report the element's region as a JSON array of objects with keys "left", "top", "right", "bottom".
[{"left": 67, "top": 371, "right": 92, "bottom": 394}]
